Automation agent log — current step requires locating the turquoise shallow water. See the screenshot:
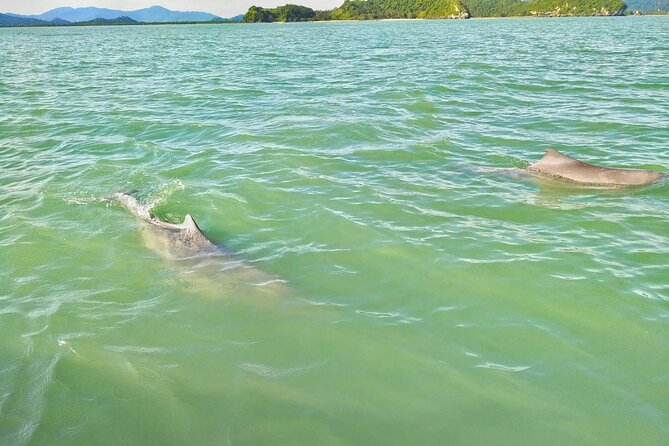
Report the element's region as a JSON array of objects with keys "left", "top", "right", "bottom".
[{"left": 1, "top": 17, "right": 669, "bottom": 445}]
